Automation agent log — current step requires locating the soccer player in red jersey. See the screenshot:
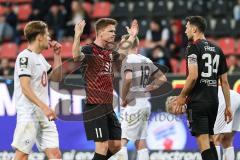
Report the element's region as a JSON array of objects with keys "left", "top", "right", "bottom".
[{"left": 72, "top": 19, "right": 138, "bottom": 160}]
